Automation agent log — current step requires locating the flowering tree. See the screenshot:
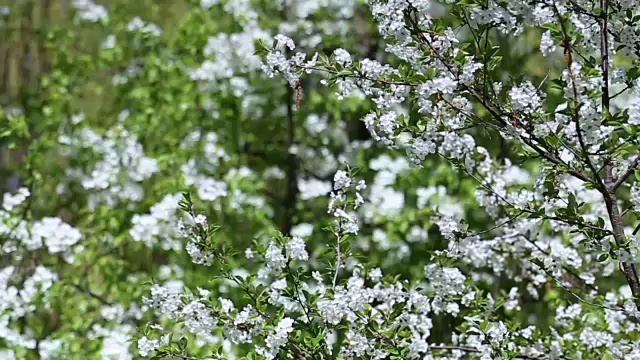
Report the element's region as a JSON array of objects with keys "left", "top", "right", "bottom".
[
  {"left": 3, "top": 0, "right": 640, "bottom": 359},
  {"left": 254, "top": 0, "right": 640, "bottom": 358}
]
